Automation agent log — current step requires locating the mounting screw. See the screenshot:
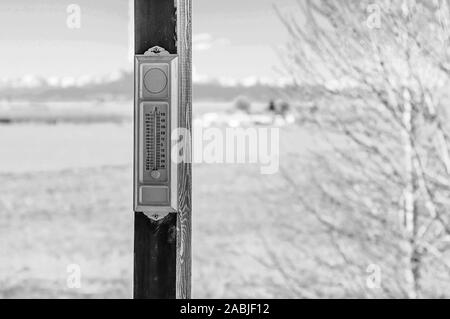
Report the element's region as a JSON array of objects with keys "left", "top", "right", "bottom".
[{"left": 144, "top": 211, "right": 170, "bottom": 222}]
